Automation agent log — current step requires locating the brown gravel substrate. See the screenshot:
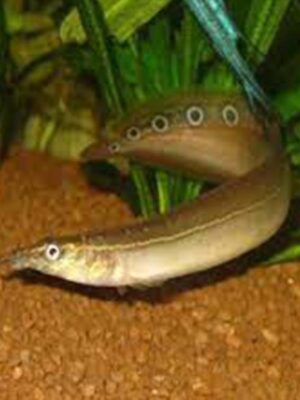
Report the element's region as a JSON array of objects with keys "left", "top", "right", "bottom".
[{"left": 0, "top": 147, "right": 300, "bottom": 400}]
